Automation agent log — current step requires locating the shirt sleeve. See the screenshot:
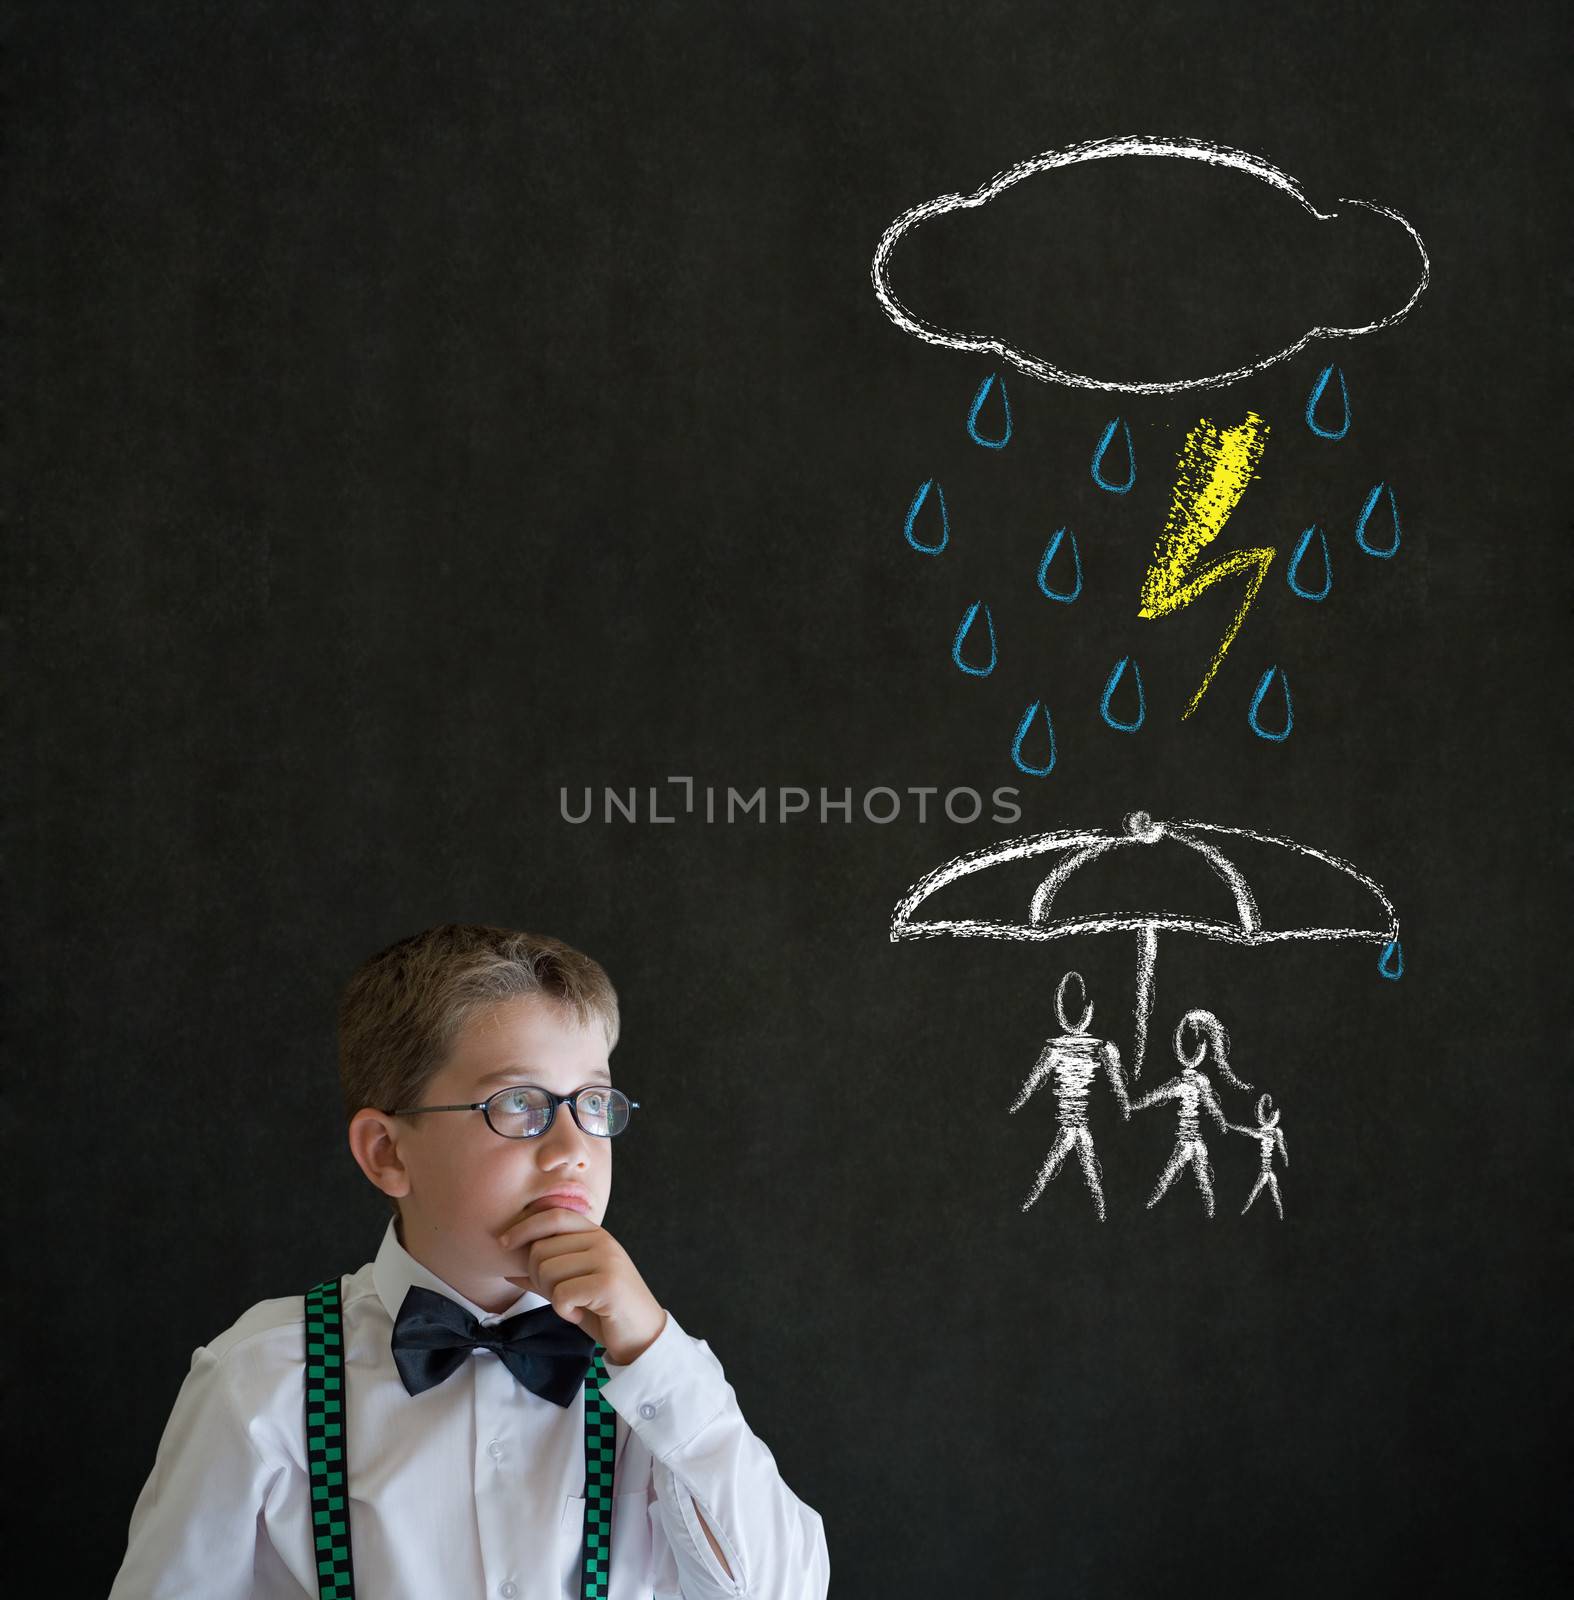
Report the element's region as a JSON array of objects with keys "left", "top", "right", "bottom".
[
  {"left": 599, "top": 1313, "right": 829, "bottom": 1600},
  {"left": 108, "top": 1341, "right": 287, "bottom": 1600}
]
